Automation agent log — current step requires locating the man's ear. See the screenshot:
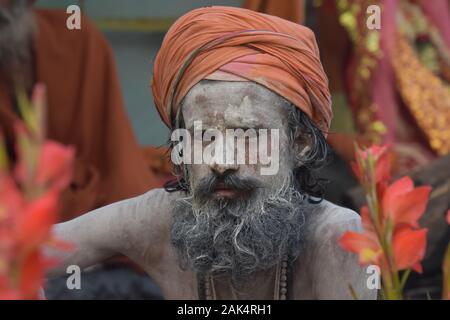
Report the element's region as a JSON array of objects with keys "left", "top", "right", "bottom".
[{"left": 292, "top": 132, "right": 312, "bottom": 167}]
